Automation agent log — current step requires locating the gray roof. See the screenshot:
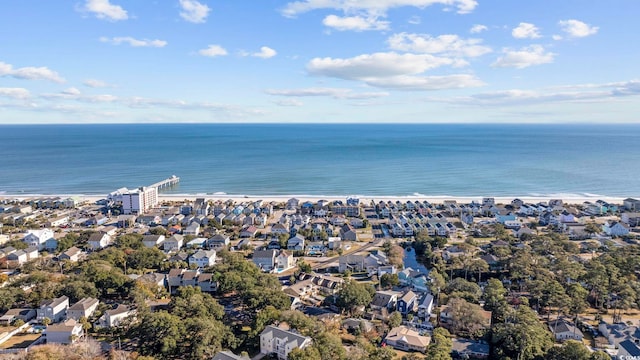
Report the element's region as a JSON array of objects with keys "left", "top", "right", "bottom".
[
  {"left": 620, "top": 339, "right": 640, "bottom": 356},
  {"left": 69, "top": 298, "right": 98, "bottom": 311},
  {"left": 260, "top": 325, "right": 311, "bottom": 350},
  {"left": 212, "top": 351, "right": 249, "bottom": 360}
]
